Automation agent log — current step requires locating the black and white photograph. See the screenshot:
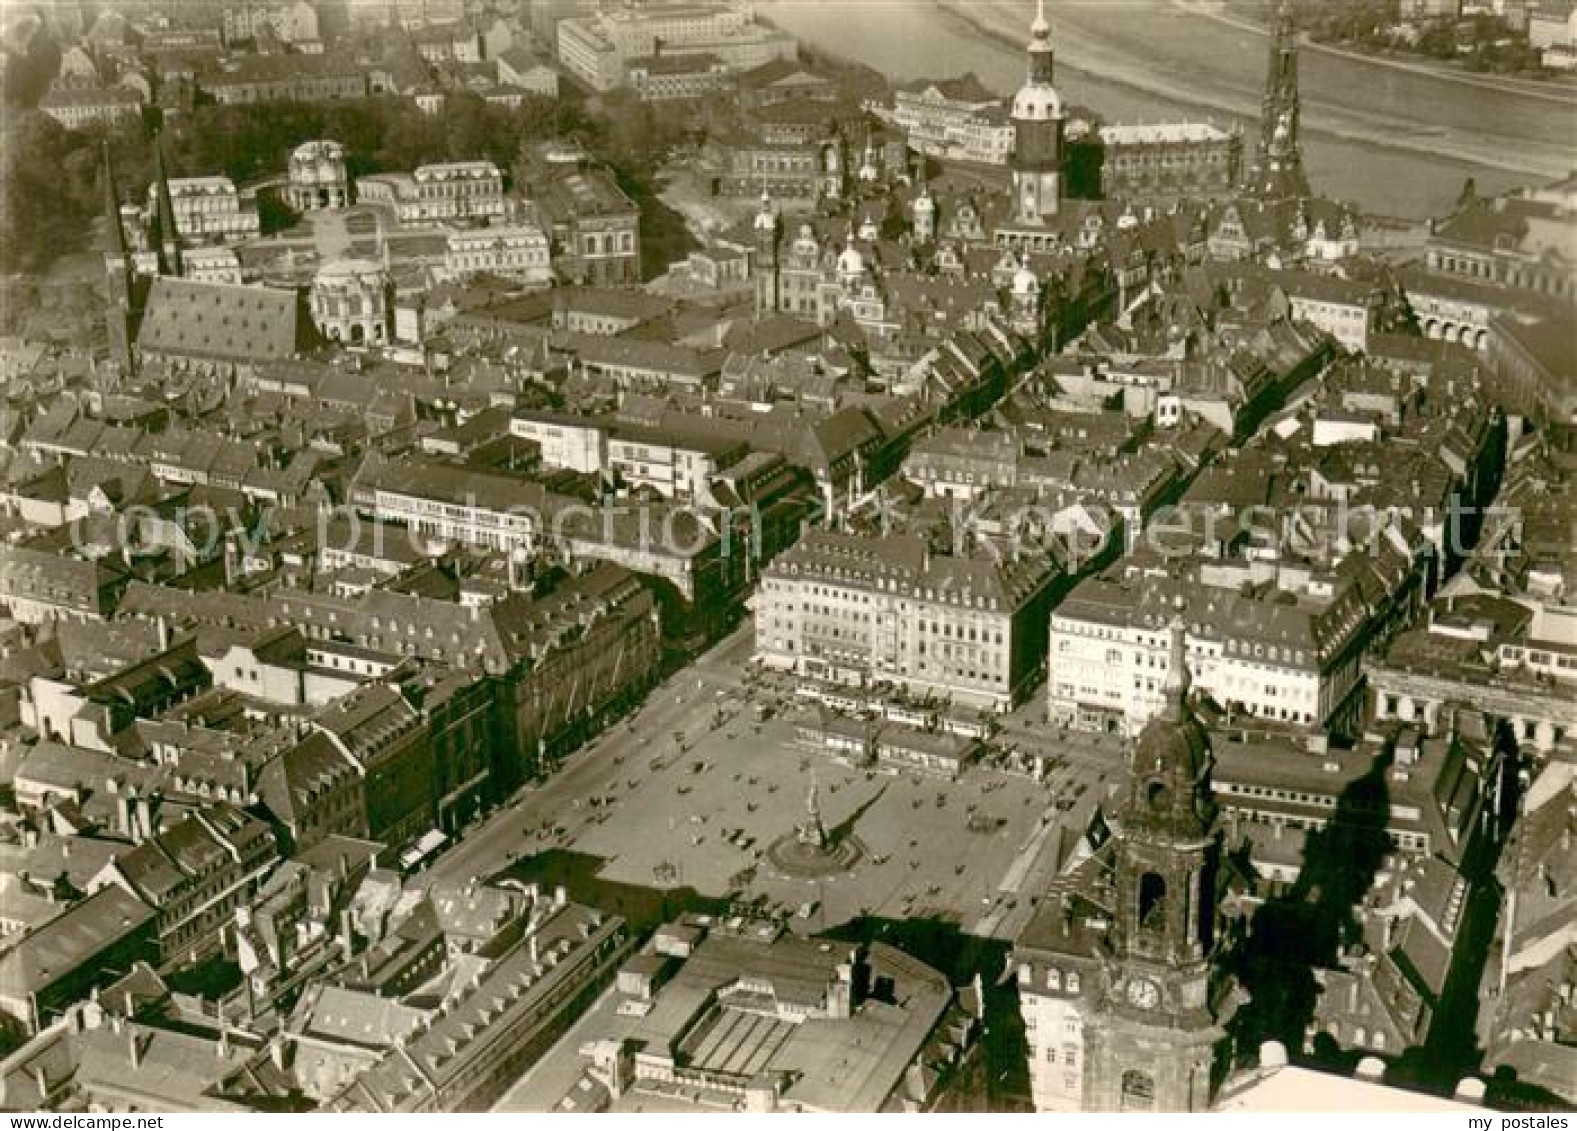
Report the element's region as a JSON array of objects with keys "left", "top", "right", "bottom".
[{"left": 0, "top": 0, "right": 1571, "bottom": 1117}]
